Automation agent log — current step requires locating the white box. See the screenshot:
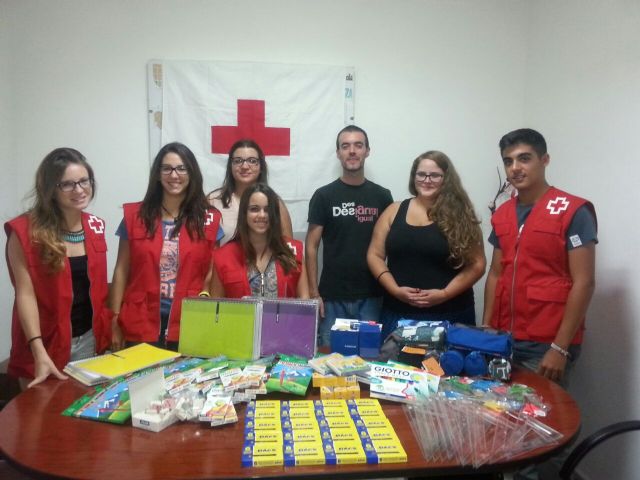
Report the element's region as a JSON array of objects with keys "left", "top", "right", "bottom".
[{"left": 128, "top": 368, "right": 179, "bottom": 433}]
